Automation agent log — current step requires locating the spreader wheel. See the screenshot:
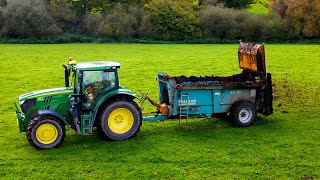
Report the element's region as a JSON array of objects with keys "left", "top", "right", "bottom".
[
  {"left": 230, "top": 101, "right": 257, "bottom": 127},
  {"left": 98, "top": 100, "right": 142, "bottom": 140},
  {"left": 26, "top": 115, "right": 65, "bottom": 149}
]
